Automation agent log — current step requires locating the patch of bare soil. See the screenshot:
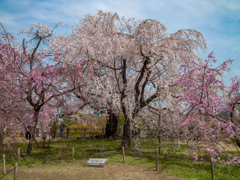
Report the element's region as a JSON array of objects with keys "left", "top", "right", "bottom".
[{"left": 7, "top": 162, "right": 180, "bottom": 180}]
